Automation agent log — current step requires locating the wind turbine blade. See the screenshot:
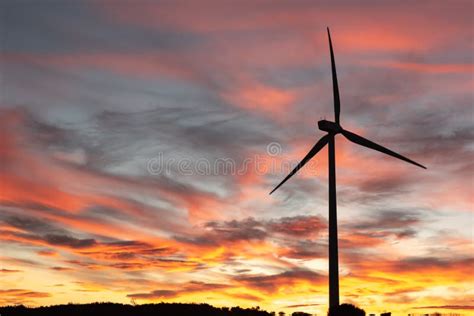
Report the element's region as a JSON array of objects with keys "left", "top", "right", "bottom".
[
  {"left": 270, "top": 134, "right": 330, "bottom": 195},
  {"left": 341, "top": 129, "right": 426, "bottom": 169},
  {"left": 327, "top": 27, "right": 340, "bottom": 124}
]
